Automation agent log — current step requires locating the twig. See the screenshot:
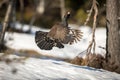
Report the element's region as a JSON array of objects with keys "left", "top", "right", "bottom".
[
  {"left": 75, "top": 0, "right": 98, "bottom": 57},
  {"left": 87, "top": 0, "right": 98, "bottom": 54},
  {"left": 98, "top": 46, "right": 106, "bottom": 50},
  {"left": 84, "top": 4, "right": 94, "bottom": 25}
]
